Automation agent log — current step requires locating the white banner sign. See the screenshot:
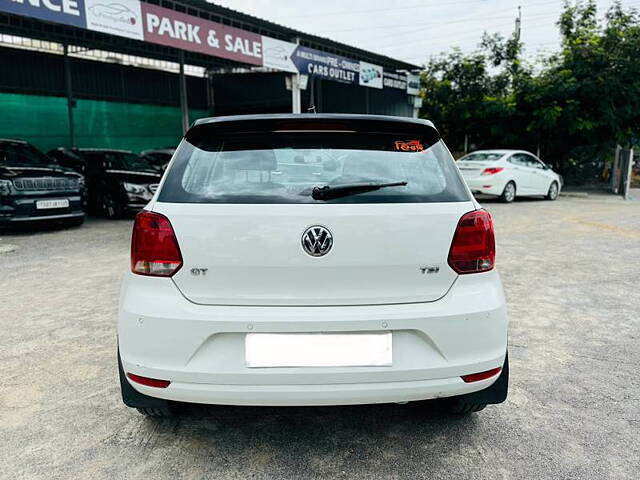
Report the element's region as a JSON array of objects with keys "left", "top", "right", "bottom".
[
  {"left": 262, "top": 36, "right": 298, "bottom": 73},
  {"left": 84, "top": 0, "right": 144, "bottom": 40},
  {"left": 406, "top": 73, "right": 421, "bottom": 95},
  {"left": 359, "top": 61, "right": 383, "bottom": 89}
]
